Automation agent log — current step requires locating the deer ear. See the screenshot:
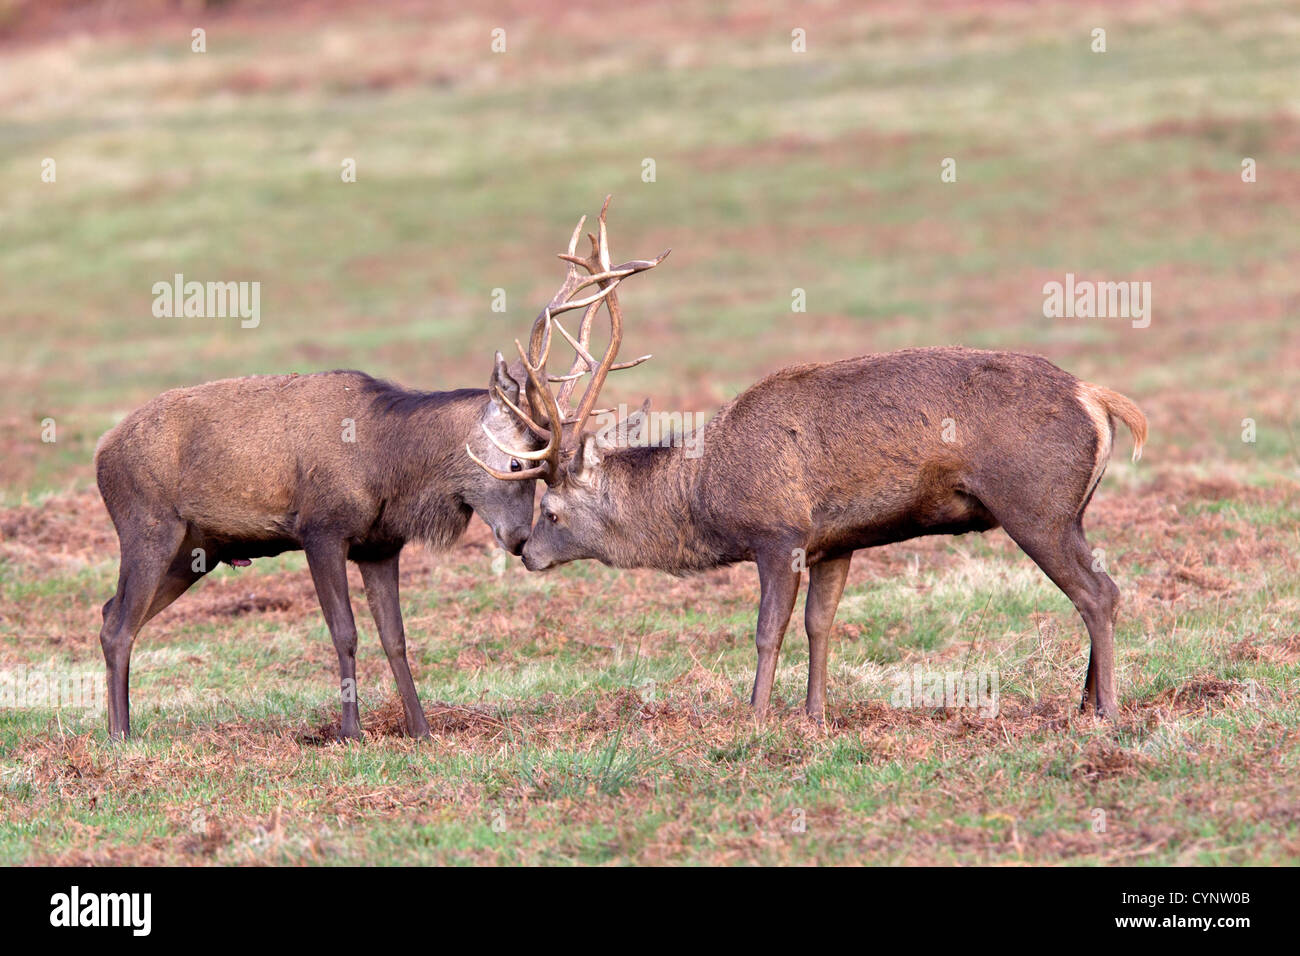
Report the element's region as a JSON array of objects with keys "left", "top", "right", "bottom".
[
  {"left": 488, "top": 351, "right": 520, "bottom": 407},
  {"left": 594, "top": 398, "right": 651, "bottom": 452},
  {"left": 593, "top": 418, "right": 619, "bottom": 452},
  {"left": 624, "top": 398, "right": 651, "bottom": 445},
  {"left": 573, "top": 432, "right": 602, "bottom": 477}
]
